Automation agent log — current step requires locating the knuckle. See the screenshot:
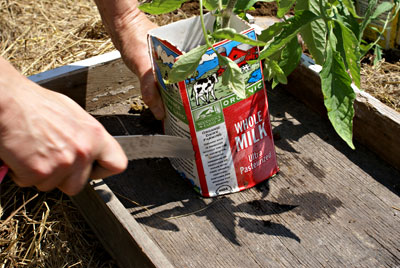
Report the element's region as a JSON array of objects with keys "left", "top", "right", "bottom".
[
  {"left": 88, "top": 122, "right": 107, "bottom": 141},
  {"left": 29, "top": 163, "right": 53, "bottom": 181},
  {"left": 75, "top": 143, "right": 92, "bottom": 162},
  {"left": 56, "top": 151, "right": 75, "bottom": 168}
]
